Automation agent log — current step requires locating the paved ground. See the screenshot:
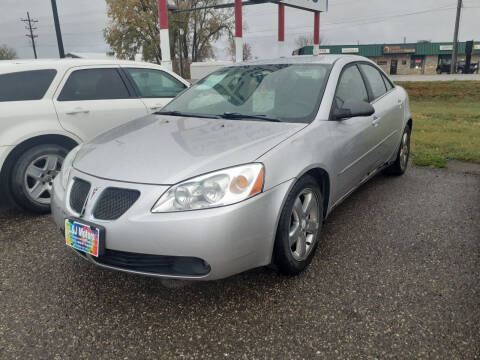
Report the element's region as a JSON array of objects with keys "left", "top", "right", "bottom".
[
  {"left": 0, "top": 165, "right": 479, "bottom": 359},
  {"left": 391, "top": 74, "right": 480, "bottom": 82}
]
